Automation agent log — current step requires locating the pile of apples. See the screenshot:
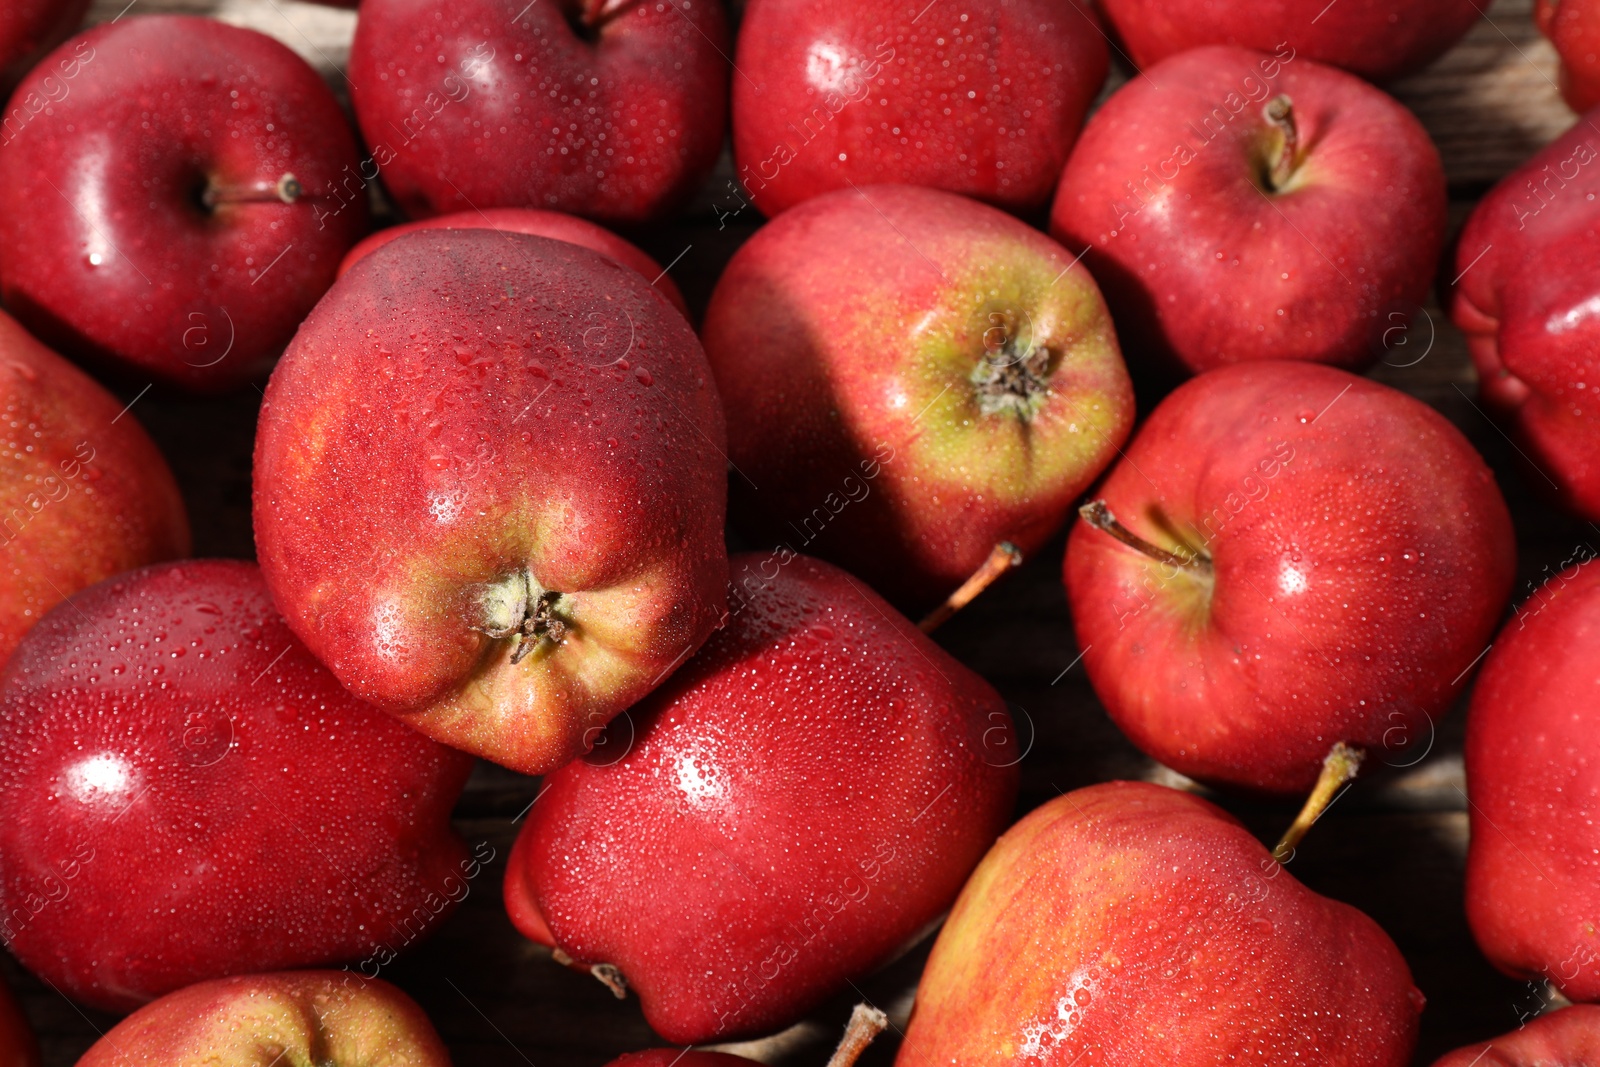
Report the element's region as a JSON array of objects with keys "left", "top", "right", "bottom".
[{"left": 0, "top": 0, "right": 1596, "bottom": 1064}]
